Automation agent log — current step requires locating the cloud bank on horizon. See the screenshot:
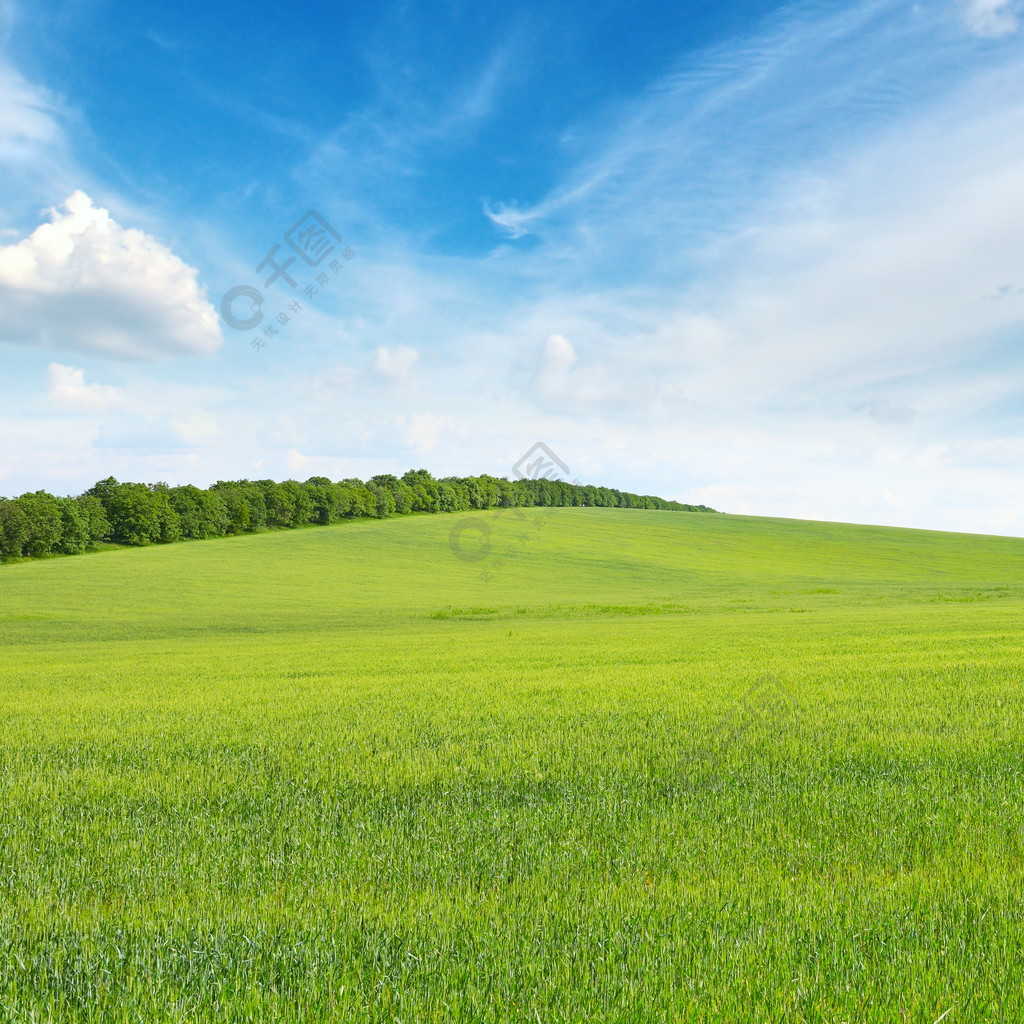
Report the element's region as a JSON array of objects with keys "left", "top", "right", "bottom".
[{"left": 0, "top": 0, "right": 1023, "bottom": 536}]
